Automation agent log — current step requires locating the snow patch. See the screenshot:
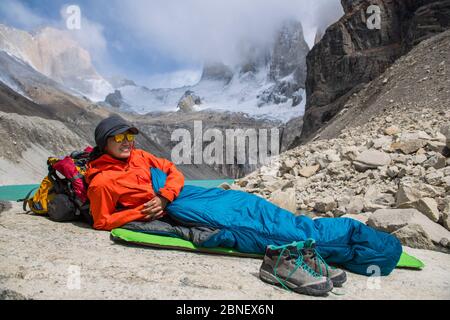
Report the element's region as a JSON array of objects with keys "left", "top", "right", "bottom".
[{"left": 118, "top": 68, "right": 305, "bottom": 122}]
